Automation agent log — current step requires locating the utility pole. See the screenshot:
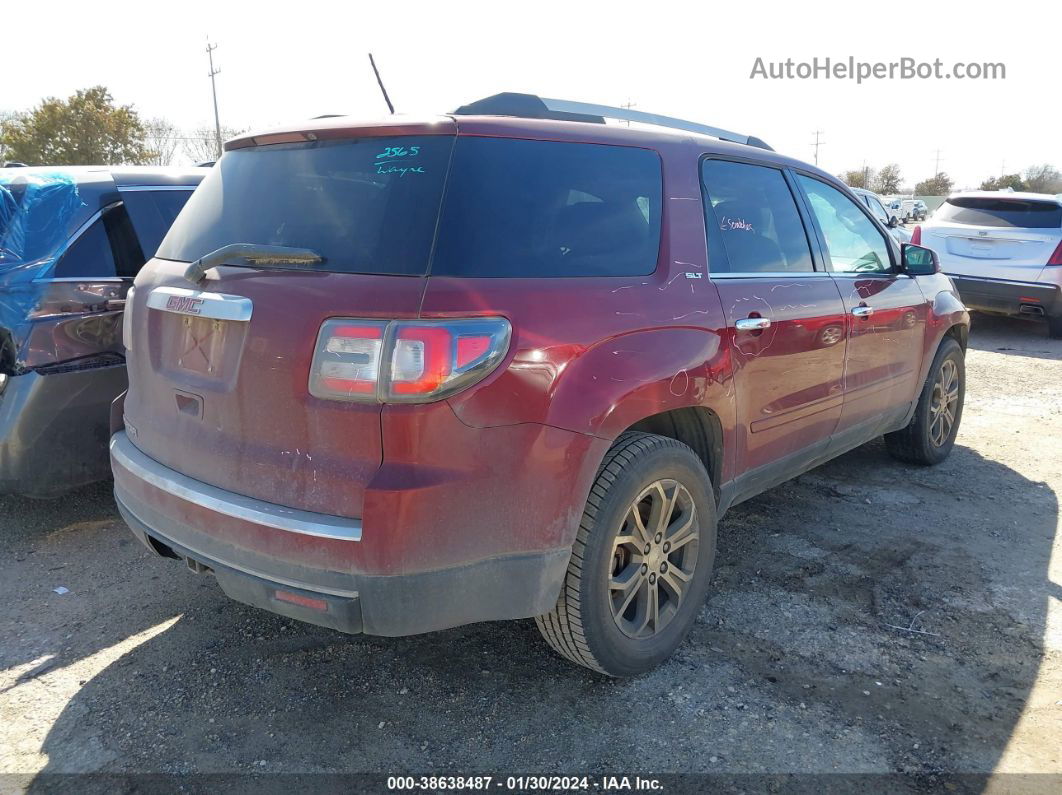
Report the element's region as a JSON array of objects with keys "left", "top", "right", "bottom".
[
  {"left": 621, "top": 99, "right": 636, "bottom": 127},
  {"left": 934, "top": 148, "right": 942, "bottom": 176},
  {"left": 206, "top": 39, "right": 223, "bottom": 159},
  {"left": 811, "top": 130, "right": 824, "bottom": 166}
]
